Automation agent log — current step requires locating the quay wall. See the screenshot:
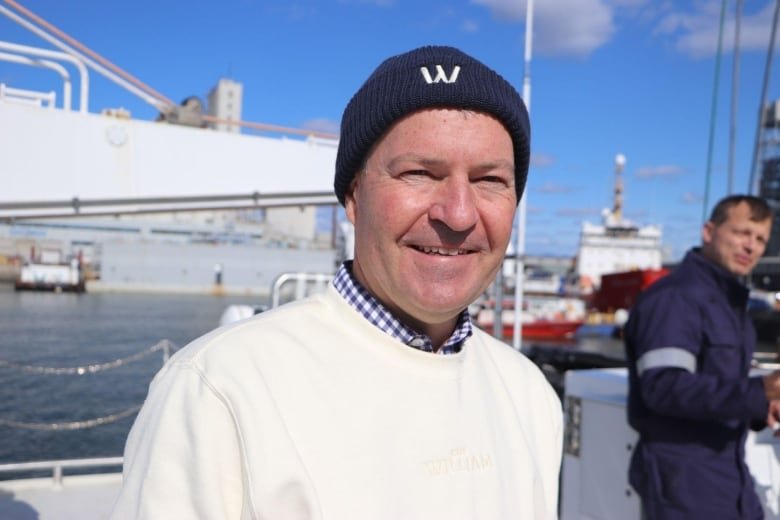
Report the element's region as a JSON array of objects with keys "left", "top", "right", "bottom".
[{"left": 96, "top": 241, "right": 336, "bottom": 296}]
